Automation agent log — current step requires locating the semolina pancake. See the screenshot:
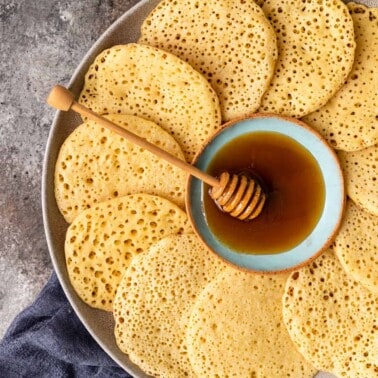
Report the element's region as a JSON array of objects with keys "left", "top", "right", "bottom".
[
  {"left": 78, "top": 43, "right": 221, "bottom": 161},
  {"left": 283, "top": 249, "right": 378, "bottom": 378},
  {"left": 303, "top": 2, "right": 378, "bottom": 151},
  {"left": 55, "top": 114, "right": 187, "bottom": 223},
  {"left": 334, "top": 199, "right": 378, "bottom": 294},
  {"left": 113, "top": 234, "right": 226, "bottom": 378},
  {"left": 338, "top": 145, "right": 378, "bottom": 216},
  {"left": 138, "top": 0, "right": 278, "bottom": 121},
  {"left": 186, "top": 268, "right": 317, "bottom": 378},
  {"left": 255, "top": 0, "right": 266, "bottom": 7},
  {"left": 259, "top": 0, "right": 355, "bottom": 117},
  {"left": 65, "top": 194, "right": 191, "bottom": 311}
]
